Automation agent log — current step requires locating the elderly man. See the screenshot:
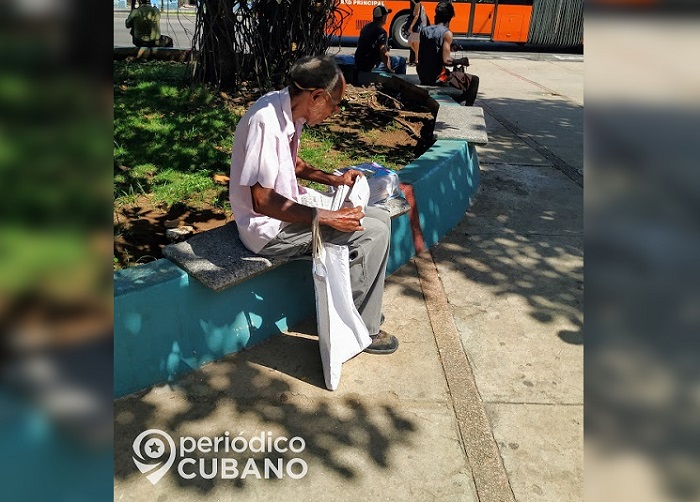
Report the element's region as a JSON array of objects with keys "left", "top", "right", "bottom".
[
  {"left": 228, "top": 56, "right": 399, "bottom": 355},
  {"left": 354, "top": 4, "right": 407, "bottom": 75},
  {"left": 125, "top": 0, "right": 173, "bottom": 48}
]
